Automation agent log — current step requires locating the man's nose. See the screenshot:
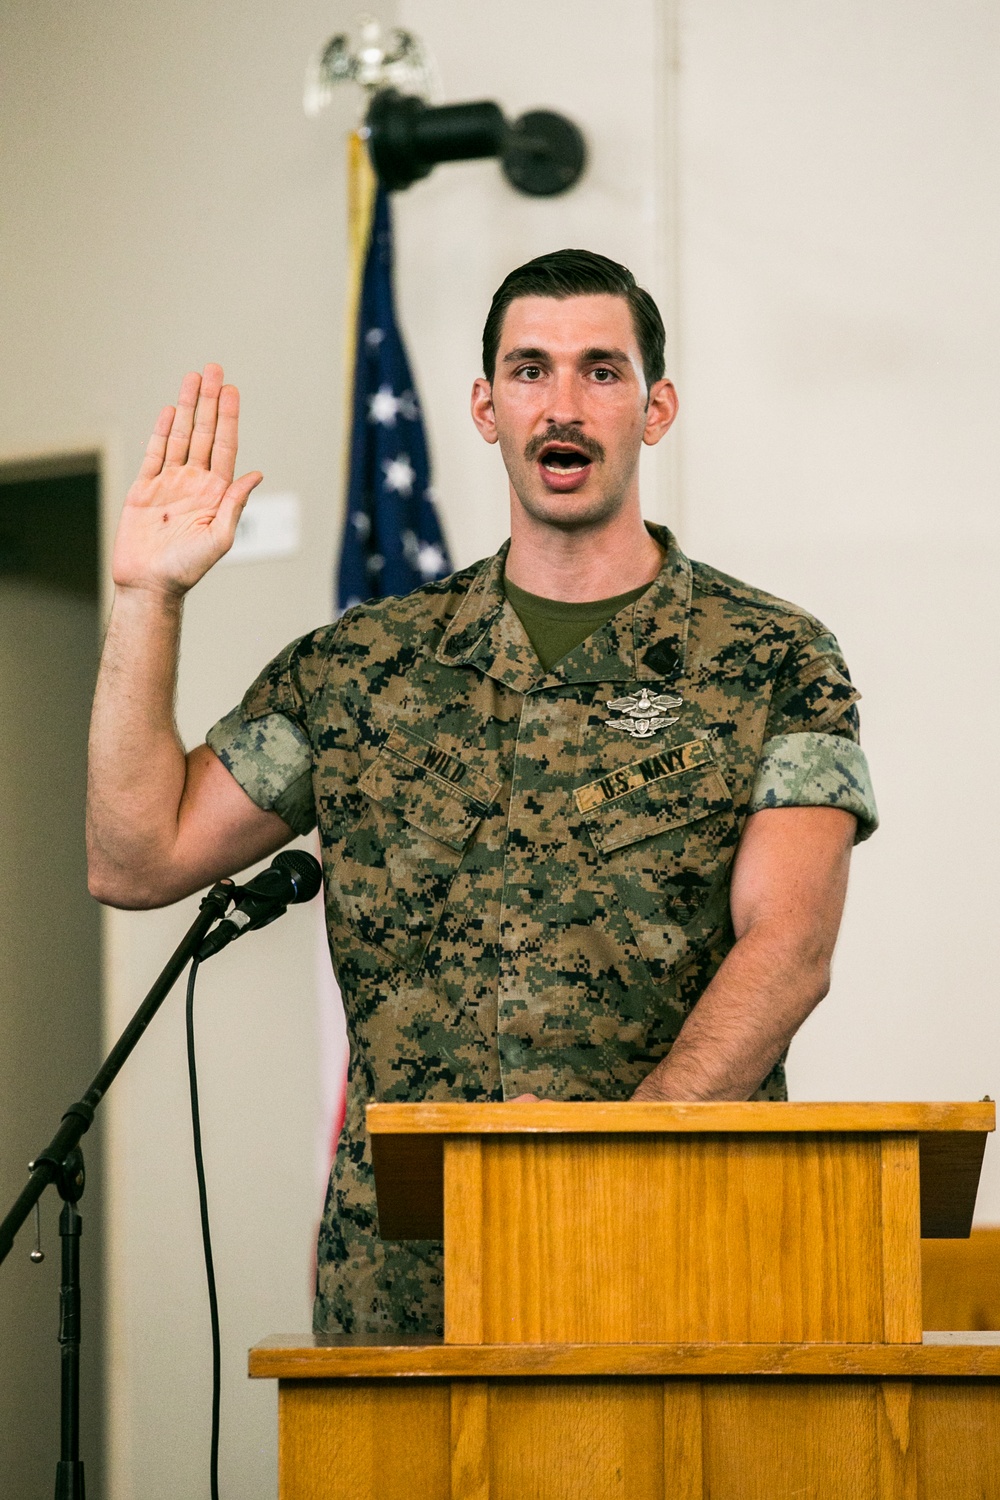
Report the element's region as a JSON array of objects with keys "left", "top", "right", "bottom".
[{"left": 543, "top": 369, "right": 585, "bottom": 428}]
